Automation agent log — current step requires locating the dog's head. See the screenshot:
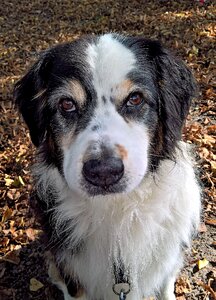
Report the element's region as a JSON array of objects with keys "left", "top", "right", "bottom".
[{"left": 14, "top": 34, "right": 196, "bottom": 197}]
